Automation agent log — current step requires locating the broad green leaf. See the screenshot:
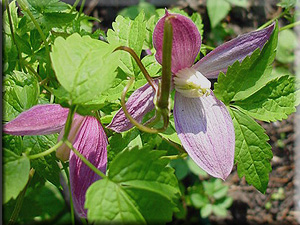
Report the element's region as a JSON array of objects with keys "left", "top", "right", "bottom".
[
  {"left": 23, "top": 134, "right": 61, "bottom": 187},
  {"left": 42, "top": 12, "right": 76, "bottom": 28},
  {"left": 233, "top": 75, "right": 296, "bottom": 122},
  {"left": 276, "top": 29, "right": 297, "bottom": 64},
  {"left": 51, "top": 33, "right": 120, "bottom": 104},
  {"left": 107, "top": 12, "right": 146, "bottom": 76},
  {"left": 86, "top": 147, "right": 179, "bottom": 224},
  {"left": 207, "top": 0, "right": 231, "bottom": 28},
  {"left": 26, "top": 0, "right": 69, "bottom": 14},
  {"left": 230, "top": 108, "right": 272, "bottom": 193},
  {"left": 3, "top": 71, "right": 39, "bottom": 122},
  {"left": 3, "top": 155, "right": 30, "bottom": 204},
  {"left": 277, "top": 0, "right": 297, "bottom": 8},
  {"left": 190, "top": 193, "right": 209, "bottom": 208},
  {"left": 214, "top": 24, "right": 278, "bottom": 104},
  {"left": 159, "top": 119, "right": 182, "bottom": 146},
  {"left": 3, "top": 134, "right": 23, "bottom": 156},
  {"left": 3, "top": 35, "right": 18, "bottom": 74},
  {"left": 170, "top": 158, "right": 189, "bottom": 180}
]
